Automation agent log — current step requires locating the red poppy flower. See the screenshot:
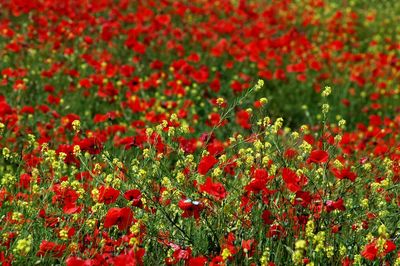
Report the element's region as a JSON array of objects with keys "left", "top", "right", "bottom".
[
  {"left": 253, "top": 168, "right": 268, "bottom": 180},
  {"left": 236, "top": 109, "right": 252, "bottom": 129},
  {"left": 307, "top": 150, "right": 329, "bottom": 164},
  {"left": 374, "top": 145, "right": 388, "bottom": 156},
  {"left": 332, "top": 167, "right": 357, "bottom": 182},
  {"left": 63, "top": 202, "right": 82, "bottom": 215},
  {"left": 19, "top": 173, "right": 31, "bottom": 189},
  {"left": 294, "top": 191, "right": 312, "bottom": 207},
  {"left": 173, "top": 246, "right": 192, "bottom": 261},
  {"left": 361, "top": 239, "right": 396, "bottom": 261},
  {"left": 207, "top": 140, "right": 224, "bottom": 156},
  {"left": 78, "top": 137, "right": 103, "bottom": 155},
  {"left": 361, "top": 242, "right": 378, "bottom": 260},
  {"left": 341, "top": 257, "right": 354, "bottom": 266},
  {"left": 197, "top": 155, "right": 218, "bottom": 175},
  {"left": 178, "top": 199, "right": 203, "bottom": 220},
  {"left": 282, "top": 168, "right": 301, "bottom": 192},
  {"left": 245, "top": 169, "right": 269, "bottom": 194},
  {"left": 36, "top": 241, "right": 66, "bottom": 258},
  {"left": 112, "top": 248, "right": 145, "bottom": 266},
  {"left": 284, "top": 148, "right": 298, "bottom": 159},
  {"left": 124, "top": 189, "right": 143, "bottom": 208},
  {"left": 223, "top": 160, "right": 237, "bottom": 176},
  {"left": 267, "top": 224, "right": 286, "bottom": 238},
  {"left": 188, "top": 256, "right": 207, "bottom": 266},
  {"left": 206, "top": 113, "right": 227, "bottom": 127},
  {"left": 52, "top": 186, "right": 79, "bottom": 210},
  {"left": 261, "top": 209, "right": 274, "bottom": 225},
  {"left": 242, "top": 239, "right": 256, "bottom": 256},
  {"left": 384, "top": 240, "right": 396, "bottom": 254},
  {"left": 66, "top": 256, "right": 89, "bottom": 266},
  {"left": 104, "top": 207, "right": 133, "bottom": 230},
  {"left": 199, "top": 177, "right": 227, "bottom": 200},
  {"left": 98, "top": 185, "right": 120, "bottom": 204},
  {"left": 326, "top": 198, "right": 346, "bottom": 212}
]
